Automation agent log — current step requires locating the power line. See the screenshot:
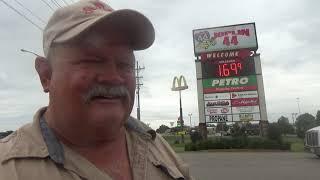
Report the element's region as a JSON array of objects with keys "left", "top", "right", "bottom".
[
  {"left": 39, "top": 0, "right": 54, "bottom": 11},
  {"left": 0, "top": 0, "right": 43, "bottom": 31},
  {"left": 51, "top": 0, "right": 62, "bottom": 8},
  {"left": 60, "top": 0, "right": 69, "bottom": 5},
  {"left": 13, "top": 0, "right": 46, "bottom": 24}
]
